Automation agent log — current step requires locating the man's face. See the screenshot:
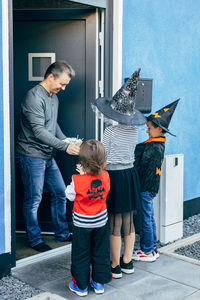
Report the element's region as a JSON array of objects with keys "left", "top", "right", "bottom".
[
  {"left": 48, "top": 73, "right": 71, "bottom": 94},
  {"left": 146, "top": 120, "right": 163, "bottom": 138}
]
